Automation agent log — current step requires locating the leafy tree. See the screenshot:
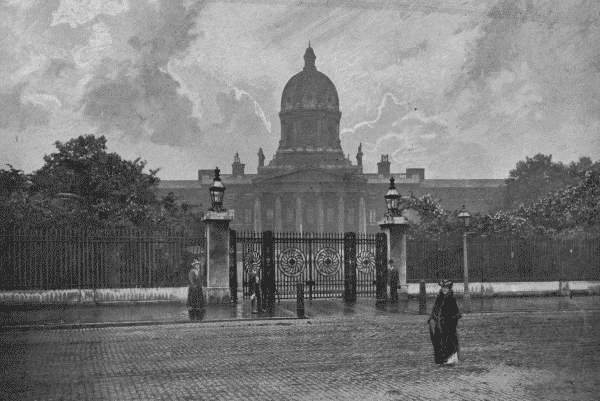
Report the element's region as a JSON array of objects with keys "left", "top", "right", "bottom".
[
  {"left": 504, "top": 154, "right": 571, "bottom": 210},
  {"left": 30, "top": 135, "right": 161, "bottom": 227},
  {"left": 504, "top": 154, "right": 600, "bottom": 210},
  {"left": 0, "top": 165, "right": 30, "bottom": 198},
  {"left": 514, "top": 170, "right": 600, "bottom": 235}
]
